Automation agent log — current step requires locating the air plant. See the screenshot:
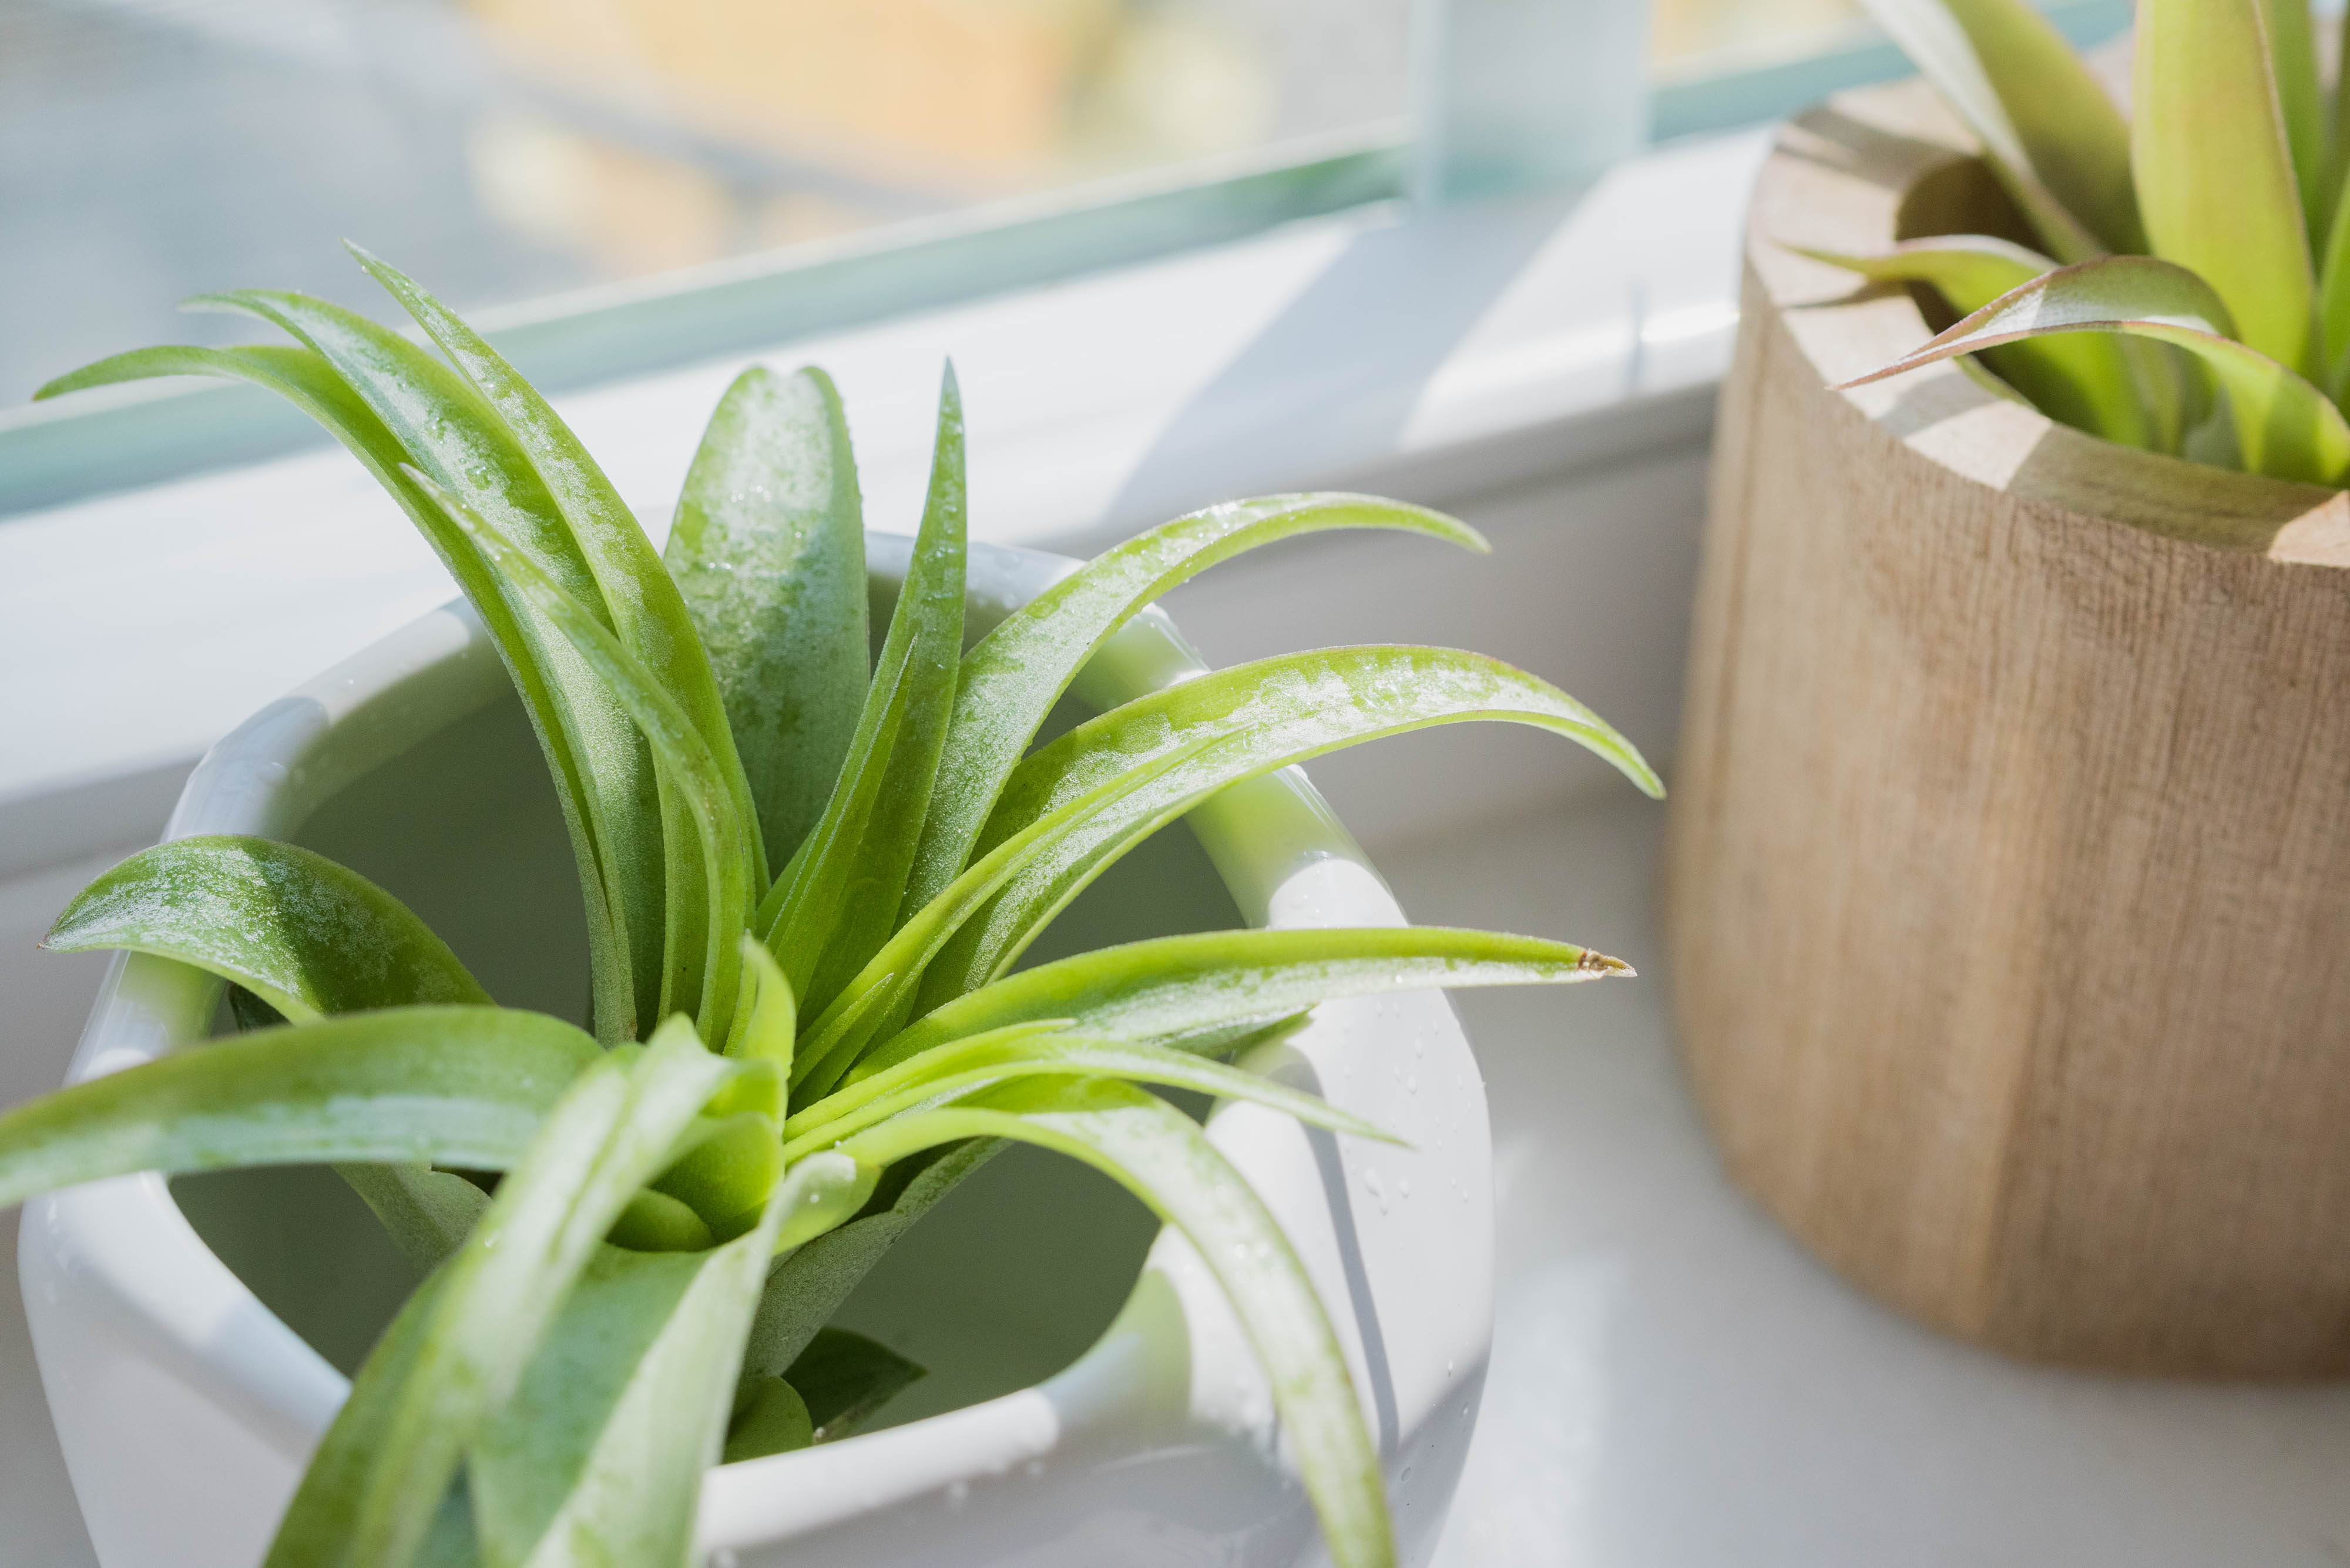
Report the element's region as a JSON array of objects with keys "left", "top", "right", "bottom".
[
  {"left": 0, "top": 250, "right": 1661, "bottom": 1568},
  {"left": 1811, "top": 0, "right": 2350, "bottom": 487}
]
